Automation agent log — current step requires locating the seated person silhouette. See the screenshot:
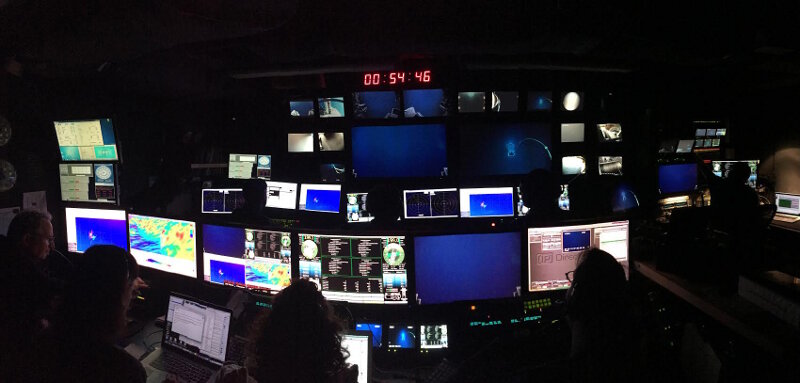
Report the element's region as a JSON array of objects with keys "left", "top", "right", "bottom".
[
  {"left": 367, "top": 184, "right": 402, "bottom": 228},
  {"left": 520, "top": 169, "right": 564, "bottom": 224},
  {"left": 232, "top": 178, "right": 268, "bottom": 221},
  {"left": 37, "top": 245, "right": 146, "bottom": 383}
]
